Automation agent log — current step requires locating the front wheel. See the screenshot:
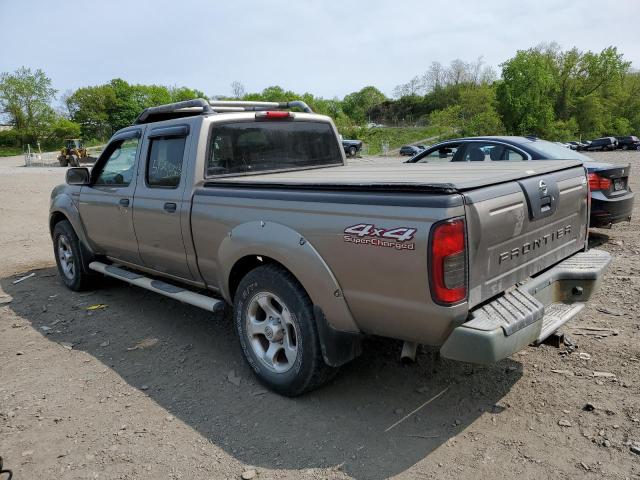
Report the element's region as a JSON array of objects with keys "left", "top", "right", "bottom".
[
  {"left": 234, "top": 264, "right": 337, "bottom": 396},
  {"left": 349, "top": 146, "right": 357, "bottom": 157},
  {"left": 53, "top": 220, "right": 96, "bottom": 291}
]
